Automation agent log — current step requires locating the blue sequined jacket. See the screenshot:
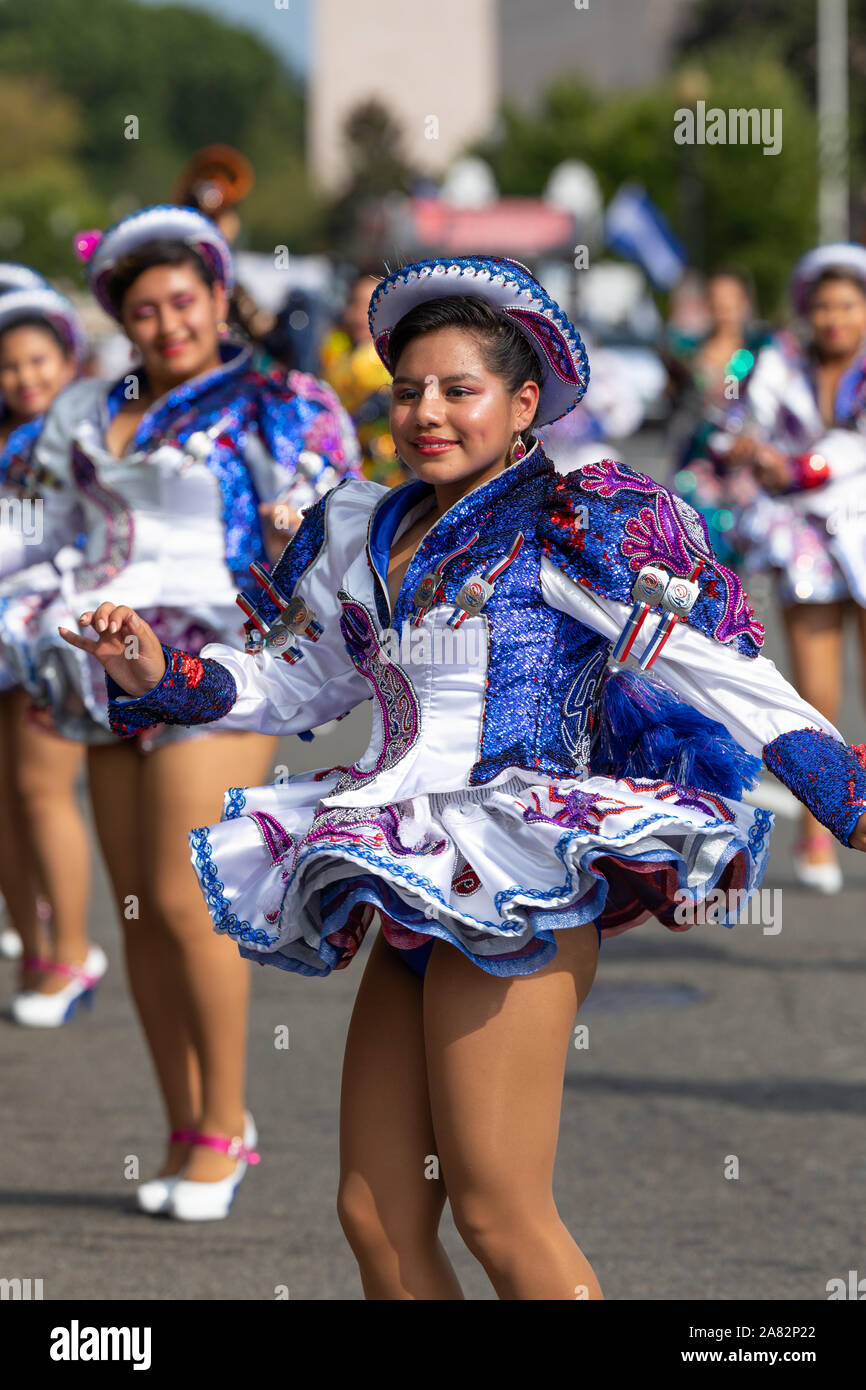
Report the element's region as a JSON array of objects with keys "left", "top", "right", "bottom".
[{"left": 106, "top": 443, "right": 866, "bottom": 846}]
